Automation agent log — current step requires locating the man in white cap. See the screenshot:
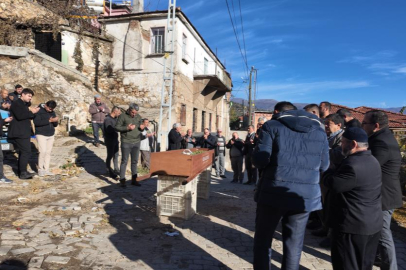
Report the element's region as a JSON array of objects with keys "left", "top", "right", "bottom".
[{"left": 89, "top": 94, "right": 110, "bottom": 147}]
